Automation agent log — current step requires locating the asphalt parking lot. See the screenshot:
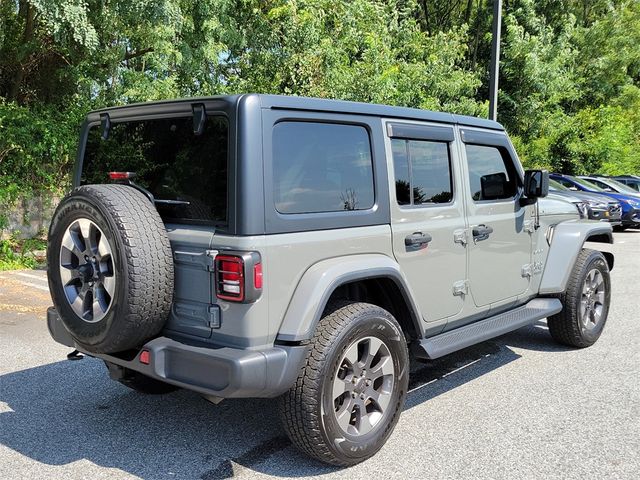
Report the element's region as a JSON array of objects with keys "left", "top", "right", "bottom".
[{"left": 1, "top": 232, "right": 639, "bottom": 480}]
